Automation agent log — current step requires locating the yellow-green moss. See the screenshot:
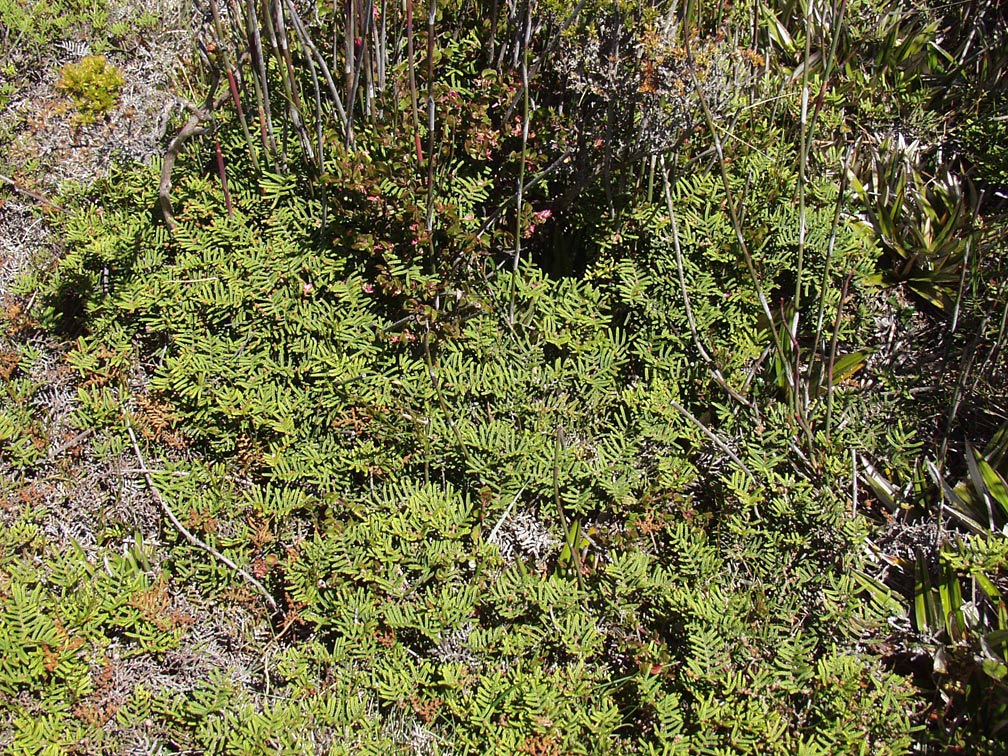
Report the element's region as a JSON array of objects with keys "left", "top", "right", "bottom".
[{"left": 56, "top": 55, "right": 123, "bottom": 125}]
